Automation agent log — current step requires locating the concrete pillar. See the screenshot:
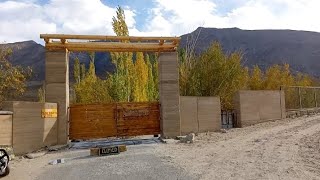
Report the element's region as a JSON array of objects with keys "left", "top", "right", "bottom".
[
  {"left": 45, "top": 50, "right": 69, "bottom": 144},
  {"left": 158, "top": 52, "right": 181, "bottom": 137}
]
